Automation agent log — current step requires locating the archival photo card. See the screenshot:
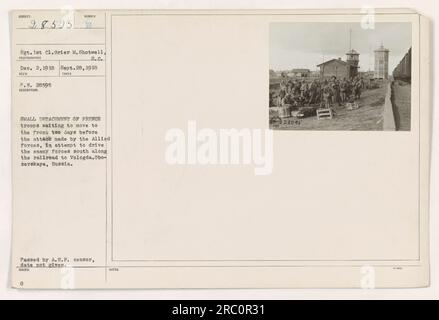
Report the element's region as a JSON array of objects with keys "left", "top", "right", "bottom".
[
  {"left": 10, "top": 9, "right": 430, "bottom": 289},
  {"left": 269, "top": 22, "right": 412, "bottom": 131}
]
